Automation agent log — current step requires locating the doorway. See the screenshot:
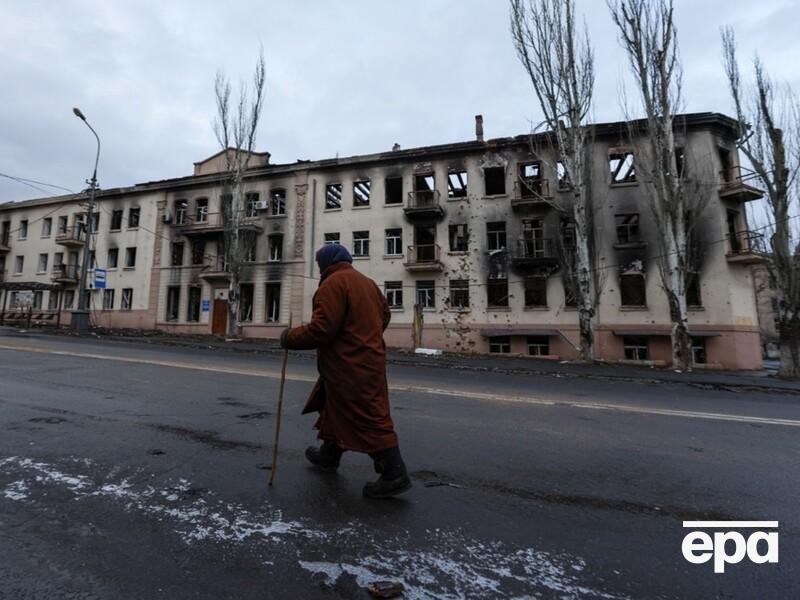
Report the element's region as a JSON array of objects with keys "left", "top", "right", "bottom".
[{"left": 212, "top": 299, "right": 228, "bottom": 335}]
